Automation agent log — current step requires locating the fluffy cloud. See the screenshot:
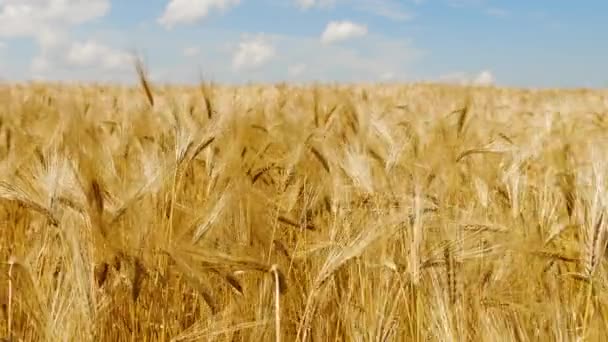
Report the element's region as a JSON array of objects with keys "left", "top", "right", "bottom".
[
  {"left": 439, "top": 70, "right": 495, "bottom": 86},
  {"left": 144, "top": 28, "right": 422, "bottom": 84},
  {"left": 296, "top": 0, "right": 411, "bottom": 21},
  {"left": 232, "top": 35, "right": 276, "bottom": 71},
  {"left": 0, "top": 0, "right": 110, "bottom": 38},
  {"left": 295, "top": 0, "right": 337, "bottom": 10},
  {"left": 0, "top": 0, "right": 114, "bottom": 80},
  {"left": 158, "top": 0, "right": 240, "bottom": 29},
  {"left": 355, "top": 0, "right": 413, "bottom": 21},
  {"left": 256, "top": 33, "right": 421, "bottom": 83},
  {"left": 66, "top": 40, "right": 132, "bottom": 70},
  {"left": 26, "top": 35, "right": 132, "bottom": 83},
  {"left": 296, "top": 0, "right": 315, "bottom": 9},
  {"left": 473, "top": 70, "right": 495, "bottom": 85},
  {"left": 321, "top": 20, "right": 368, "bottom": 44}
]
